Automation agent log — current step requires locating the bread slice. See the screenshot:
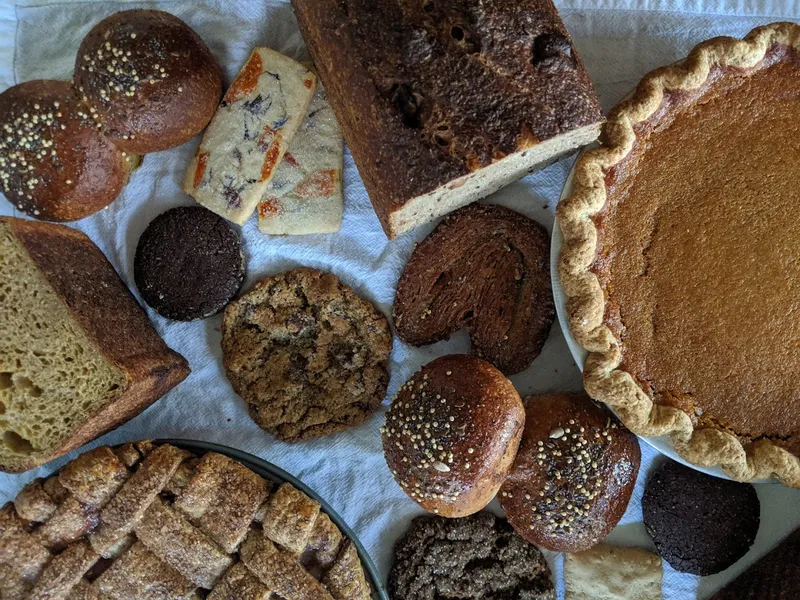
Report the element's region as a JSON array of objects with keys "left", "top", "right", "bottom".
[
  {"left": 0, "top": 217, "right": 189, "bottom": 472},
  {"left": 291, "top": 0, "right": 604, "bottom": 238}
]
